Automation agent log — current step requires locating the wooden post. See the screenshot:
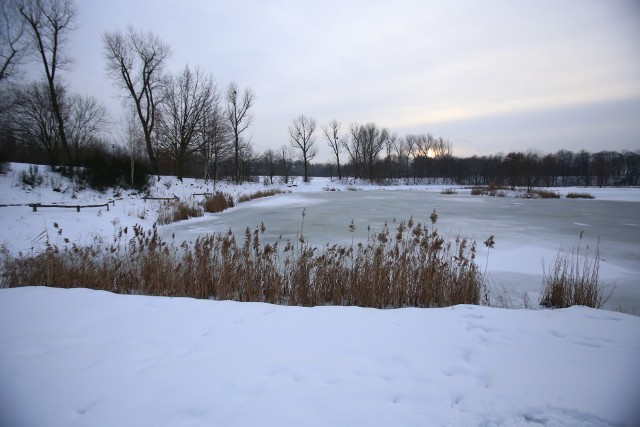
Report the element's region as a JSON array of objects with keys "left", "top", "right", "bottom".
[
  {"left": 76, "top": 206, "right": 80, "bottom": 212},
  {"left": 32, "top": 204, "right": 38, "bottom": 212}
]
